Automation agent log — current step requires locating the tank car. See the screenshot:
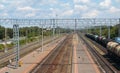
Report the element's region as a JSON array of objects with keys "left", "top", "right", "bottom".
[
  {"left": 107, "top": 41, "right": 119, "bottom": 55},
  {"left": 94, "top": 35, "right": 99, "bottom": 41},
  {"left": 114, "top": 45, "right": 120, "bottom": 57}
]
